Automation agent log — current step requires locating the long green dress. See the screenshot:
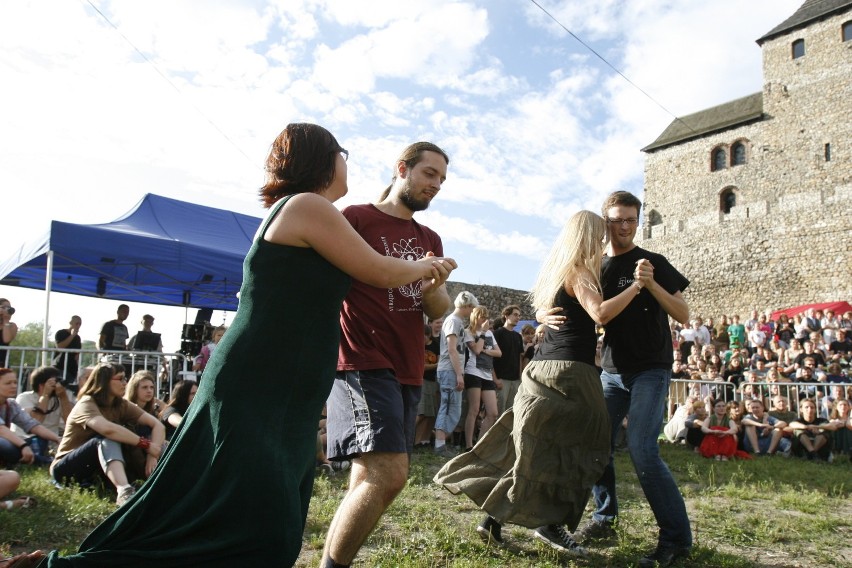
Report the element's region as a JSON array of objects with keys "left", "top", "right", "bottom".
[{"left": 43, "top": 195, "right": 351, "bottom": 567}]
